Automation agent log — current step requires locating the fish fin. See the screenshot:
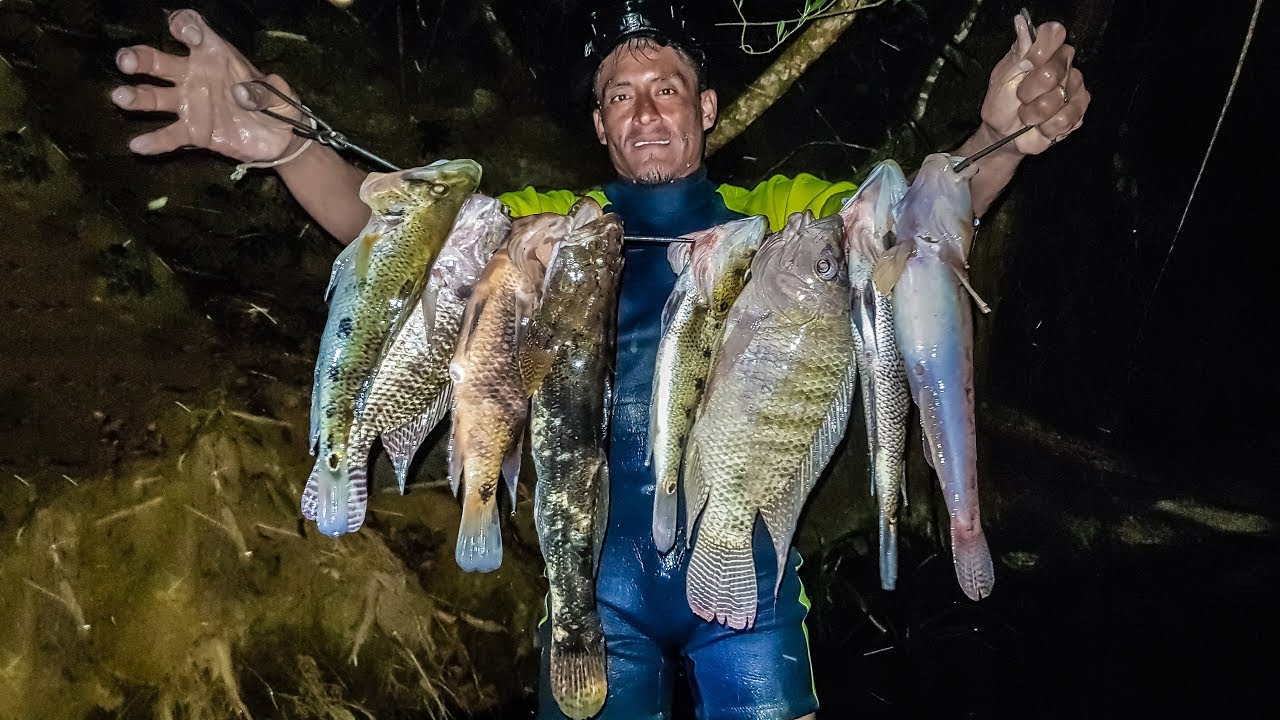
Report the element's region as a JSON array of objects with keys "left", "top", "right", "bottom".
[
  {"left": 951, "top": 521, "right": 995, "bottom": 601},
  {"left": 921, "top": 421, "right": 936, "bottom": 470},
  {"left": 454, "top": 270, "right": 491, "bottom": 362},
  {"left": 686, "top": 522, "right": 758, "bottom": 630},
  {"left": 517, "top": 291, "right": 550, "bottom": 395},
  {"left": 382, "top": 384, "right": 452, "bottom": 494},
  {"left": 872, "top": 235, "right": 911, "bottom": 295},
  {"left": 300, "top": 463, "right": 320, "bottom": 521},
  {"left": 761, "top": 352, "right": 858, "bottom": 600},
  {"left": 682, "top": 439, "right": 710, "bottom": 547},
  {"left": 354, "top": 232, "right": 380, "bottom": 283},
  {"left": 501, "top": 422, "right": 524, "bottom": 513},
  {"left": 447, "top": 415, "right": 463, "bottom": 497},
  {"left": 306, "top": 451, "right": 367, "bottom": 538},
  {"left": 324, "top": 237, "right": 359, "bottom": 301},
  {"left": 419, "top": 282, "right": 439, "bottom": 343},
  {"left": 456, "top": 488, "right": 502, "bottom": 573},
  {"left": 950, "top": 265, "right": 992, "bottom": 314},
  {"left": 308, "top": 383, "right": 322, "bottom": 458},
  {"left": 548, "top": 620, "right": 607, "bottom": 719},
  {"left": 701, "top": 304, "right": 766, "bottom": 404},
  {"left": 593, "top": 455, "right": 610, "bottom": 575},
  {"left": 878, "top": 508, "right": 899, "bottom": 591},
  {"left": 667, "top": 240, "right": 692, "bottom": 275}
]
